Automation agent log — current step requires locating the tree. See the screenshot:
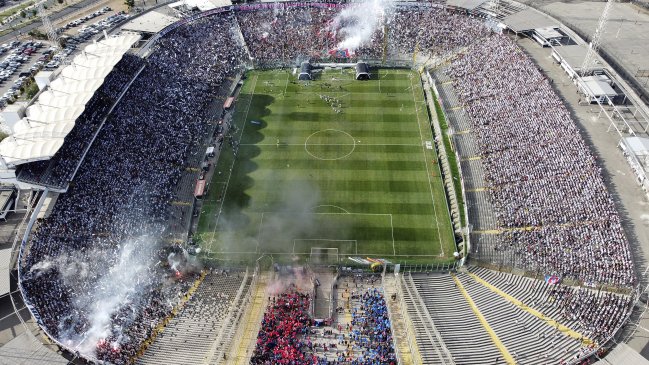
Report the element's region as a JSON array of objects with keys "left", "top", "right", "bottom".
[
  {"left": 124, "top": 0, "right": 134, "bottom": 8},
  {"left": 20, "top": 10, "right": 26, "bottom": 18},
  {"left": 25, "top": 81, "right": 39, "bottom": 99}
]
